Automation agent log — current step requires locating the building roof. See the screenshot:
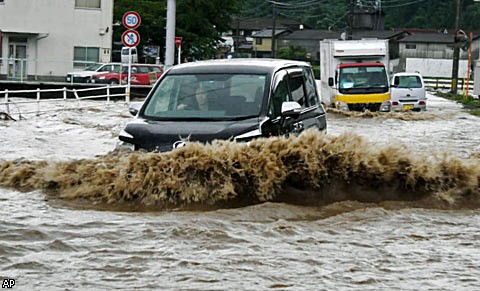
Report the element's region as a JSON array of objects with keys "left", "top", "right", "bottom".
[
  {"left": 0, "top": 29, "right": 45, "bottom": 35},
  {"left": 230, "top": 17, "right": 308, "bottom": 31},
  {"left": 398, "top": 33, "right": 456, "bottom": 44},
  {"left": 398, "top": 31, "right": 480, "bottom": 44},
  {"left": 276, "top": 29, "right": 339, "bottom": 40},
  {"left": 276, "top": 29, "right": 408, "bottom": 41},
  {"left": 252, "top": 29, "right": 290, "bottom": 38}
]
